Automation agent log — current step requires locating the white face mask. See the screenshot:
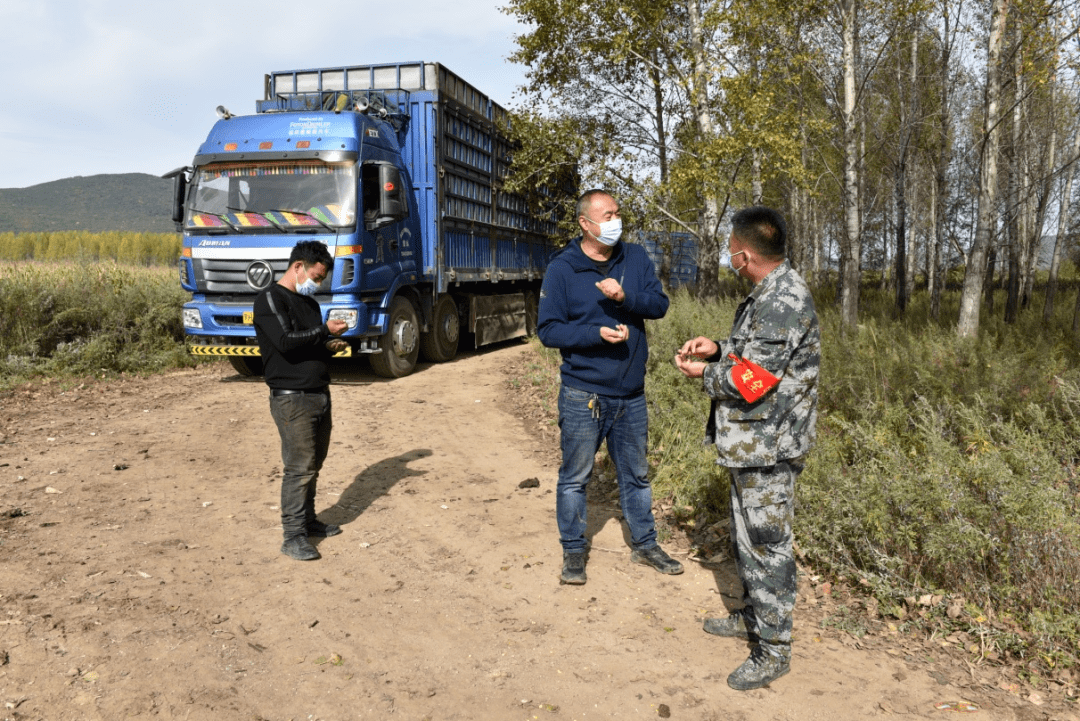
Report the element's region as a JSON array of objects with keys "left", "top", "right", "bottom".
[
  {"left": 296, "top": 266, "right": 319, "bottom": 296},
  {"left": 585, "top": 217, "right": 623, "bottom": 246},
  {"left": 720, "top": 250, "right": 747, "bottom": 273}
]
